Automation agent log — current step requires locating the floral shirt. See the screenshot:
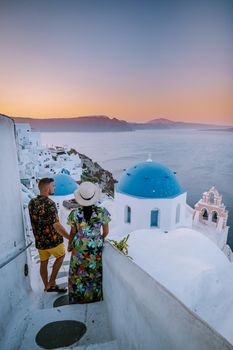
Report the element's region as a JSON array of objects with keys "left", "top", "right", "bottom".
[{"left": 28, "top": 195, "right": 63, "bottom": 249}]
